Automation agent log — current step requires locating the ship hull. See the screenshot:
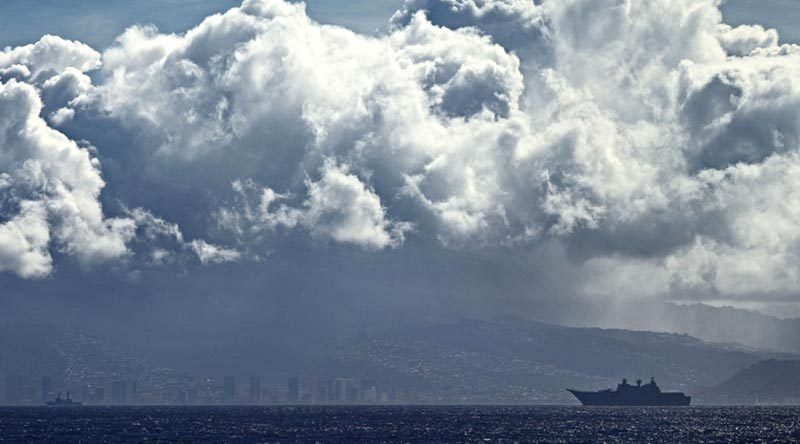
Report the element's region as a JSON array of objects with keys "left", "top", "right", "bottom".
[{"left": 568, "top": 389, "right": 691, "bottom": 406}]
